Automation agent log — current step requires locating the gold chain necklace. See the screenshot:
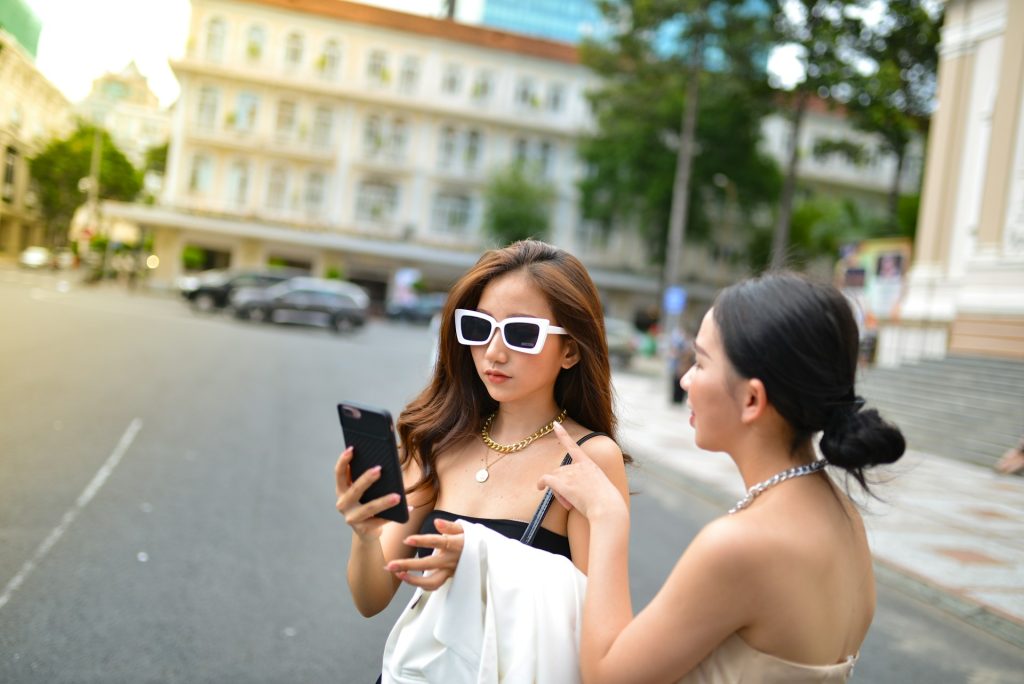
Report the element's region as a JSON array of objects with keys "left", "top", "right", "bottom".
[{"left": 476, "top": 408, "right": 567, "bottom": 483}]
